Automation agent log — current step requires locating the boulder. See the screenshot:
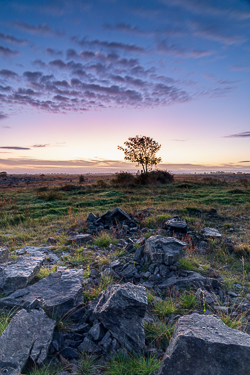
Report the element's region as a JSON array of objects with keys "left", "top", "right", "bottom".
[
  {"left": 0, "top": 255, "right": 45, "bottom": 294},
  {"left": 0, "top": 269, "right": 83, "bottom": 318},
  {"left": 14, "top": 245, "right": 52, "bottom": 256},
  {"left": 158, "top": 313, "right": 250, "bottom": 375},
  {"left": 96, "top": 207, "right": 136, "bottom": 227},
  {"left": 0, "top": 248, "right": 8, "bottom": 263},
  {"left": 202, "top": 227, "right": 221, "bottom": 237},
  {"left": 145, "top": 236, "right": 187, "bottom": 265},
  {"left": 0, "top": 309, "right": 55, "bottom": 374},
  {"left": 92, "top": 283, "right": 147, "bottom": 352},
  {"left": 164, "top": 216, "right": 188, "bottom": 233}
]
